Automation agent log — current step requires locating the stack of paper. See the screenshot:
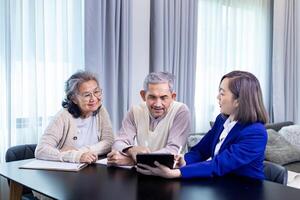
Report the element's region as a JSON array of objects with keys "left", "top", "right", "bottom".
[{"left": 20, "top": 159, "right": 87, "bottom": 172}]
